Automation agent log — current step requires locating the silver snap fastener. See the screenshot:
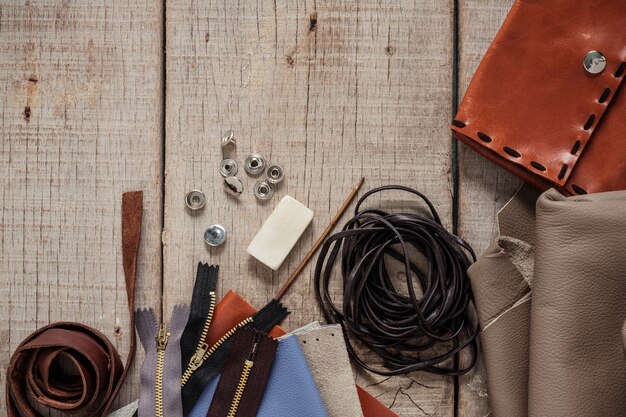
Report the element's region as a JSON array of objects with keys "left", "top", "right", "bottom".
[
  {"left": 219, "top": 159, "right": 238, "bottom": 177},
  {"left": 583, "top": 51, "right": 606, "bottom": 74},
  {"left": 244, "top": 153, "right": 266, "bottom": 176},
  {"left": 223, "top": 176, "right": 244, "bottom": 197},
  {"left": 253, "top": 180, "right": 274, "bottom": 201},
  {"left": 204, "top": 224, "right": 227, "bottom": 246},
  {"left": 221, "top": 130, "right": 236, "bottom": 147},
  {"left": 265, "top": 163, "right": 285, "bottom": 185},
  {"left": 185, "top": 190, "right": 206, "bottom": 210}
]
